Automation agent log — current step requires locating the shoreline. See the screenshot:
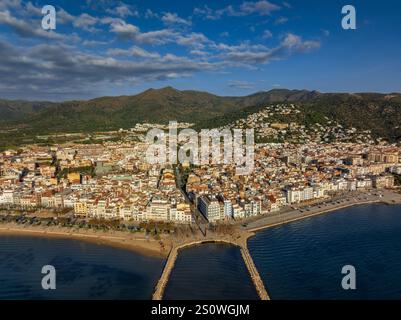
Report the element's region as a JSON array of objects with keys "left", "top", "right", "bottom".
[
  {"left": 0, "top": 224, "right": 170, "bottom": 258},
  {"left": 2, "top": 192, "right": 401, "bottom": 301},
  {"left": 248, "top": 200, "right": 386, "bottom": 233},
  {"left": 1, "top": 191, "right": 401, "bottom": 259},
  {"left": 245, "top": 191, "right": 401, "bottom": 235}
]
